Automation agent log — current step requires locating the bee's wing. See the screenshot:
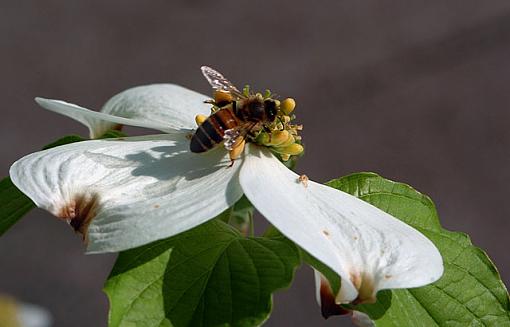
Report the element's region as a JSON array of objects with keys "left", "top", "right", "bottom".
[
  {"left": 223, "top": 122, "right": 256, "bottom": 150},
  {"left": 201, "top": 66, "right": 246, "bottom": 99}
]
